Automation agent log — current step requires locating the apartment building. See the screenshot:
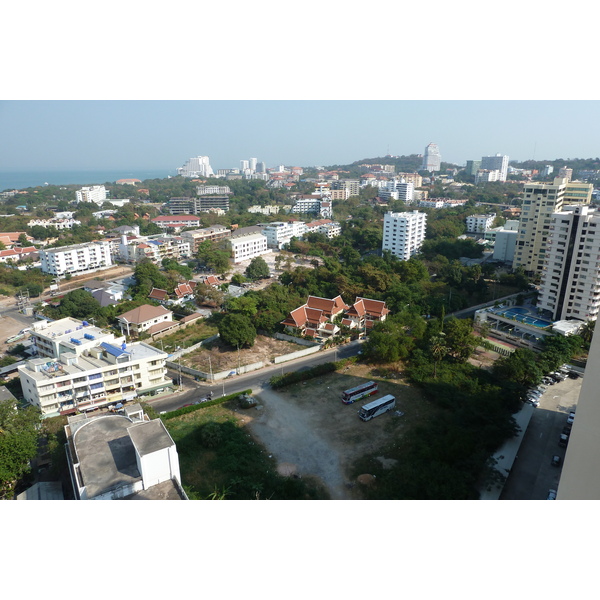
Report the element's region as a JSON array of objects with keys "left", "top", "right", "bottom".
[
  {"left": 381, "top": 211, "right": 427, "bottom": 260},
  {"left": 378, "top": 179, "right": 414, "bottom": 203},
  {"left": 228, "top": 231, "right": 269, "bottom": 263},
  {"left": 39, "top": 241, "right": 112, "bottom": 277},
  {"left": 28, "top": 218, "right": 81, "bottom": 229},
  {"left": 196, "top": 185, "right": 231, "bottom": 195},
  {"left": 422, "top": 143, "right": 441, "bottom": 172},
  {"left": 261, "top": 222, "right": 295, "bottom": 249},
  {"left": 151, "top": 215, "right": 201, "bottom": 231},
  {"left": 177, "top": 155, "right": 214, "bottom": 178},
  {"left": 537, "top": 205, "right": 600, "bottom": 322},
  {"left": 512, "top": 177, "right": 591, "bottom": 276},
  {"left": 466, "top": 214, "right": 496, "bottom": 234},
  {"left": 75, "top": 185, "right": 107, "bottom": 204},
  {"left": 180, "top": 226, "right": 231, "bottom": 253},
  {"left": 18, "top": 319, "right": 172, "bottom": 417},
  {"left": 64, "top": 408, "right": 186, "bottom": 500},
  {"left": 481, "top": 154, "right": 509, "bottom": 181},
  {"left": 475, "top": 169, "right": 501, "bottom": 184}
]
